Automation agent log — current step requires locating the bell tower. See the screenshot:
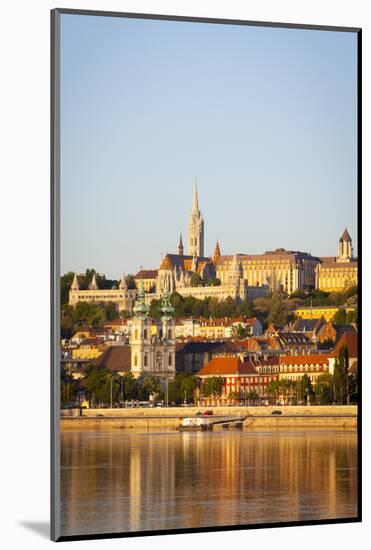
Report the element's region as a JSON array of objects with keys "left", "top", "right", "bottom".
[{"left": 188, "top": 180, "right": 204, "bottom": 257}]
